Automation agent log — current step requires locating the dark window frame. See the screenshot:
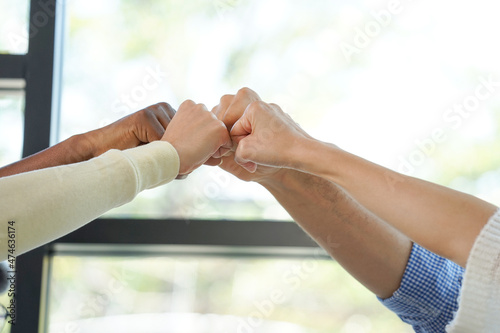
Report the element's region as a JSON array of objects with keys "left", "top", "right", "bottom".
[{"left": 1, "top": 1, "right": 320, "bottom": 332}]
